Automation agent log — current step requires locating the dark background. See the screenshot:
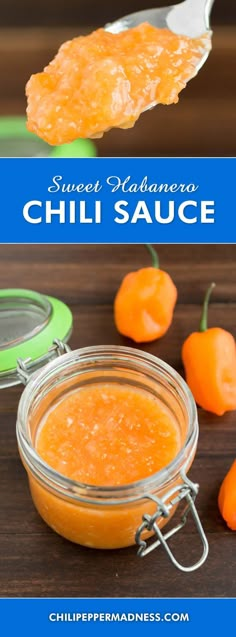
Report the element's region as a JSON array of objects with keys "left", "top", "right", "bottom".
[
  {"left": 0, "top": 1, "right": 235, "bottom": 156},
  {"left": 1, "top": 0, "right": 236, "bottom": 27}
]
